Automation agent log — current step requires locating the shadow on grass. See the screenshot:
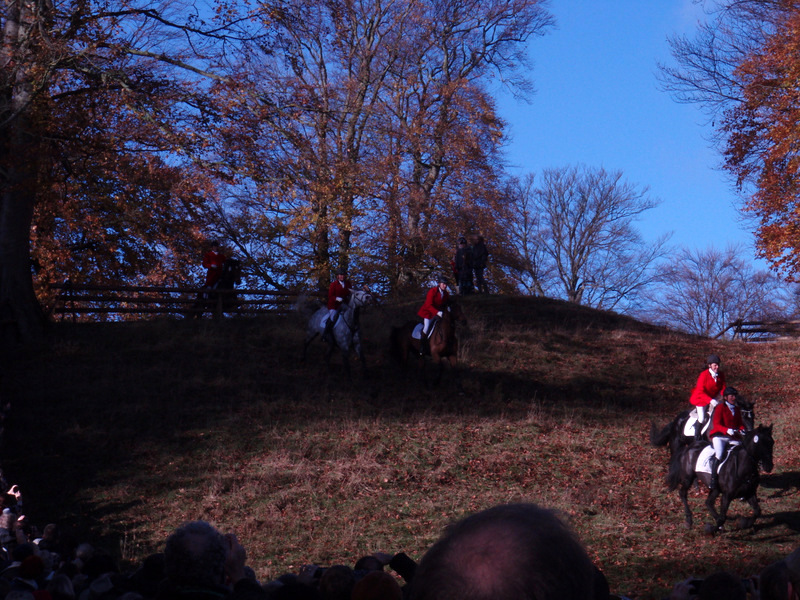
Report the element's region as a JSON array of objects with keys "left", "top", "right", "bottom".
[{"left": 0, "top": 295, "right": 781, "bottom": 573}]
